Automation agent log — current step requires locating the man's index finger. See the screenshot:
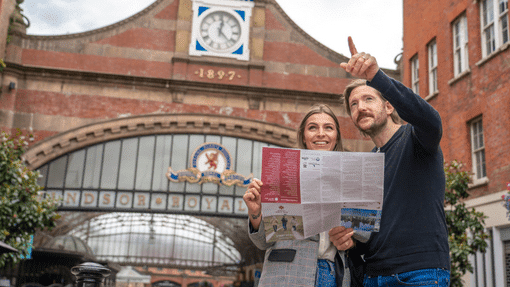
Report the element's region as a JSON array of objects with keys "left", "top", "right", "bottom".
[{"left": 348, "top": 36, "right": 358, "bottom": 55}]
